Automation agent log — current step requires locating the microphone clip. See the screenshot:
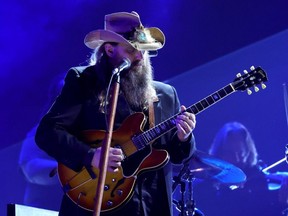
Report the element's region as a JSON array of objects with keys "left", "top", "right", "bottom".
[{"left": 112, "top": 58, "right": 131, "bottom": 75}]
